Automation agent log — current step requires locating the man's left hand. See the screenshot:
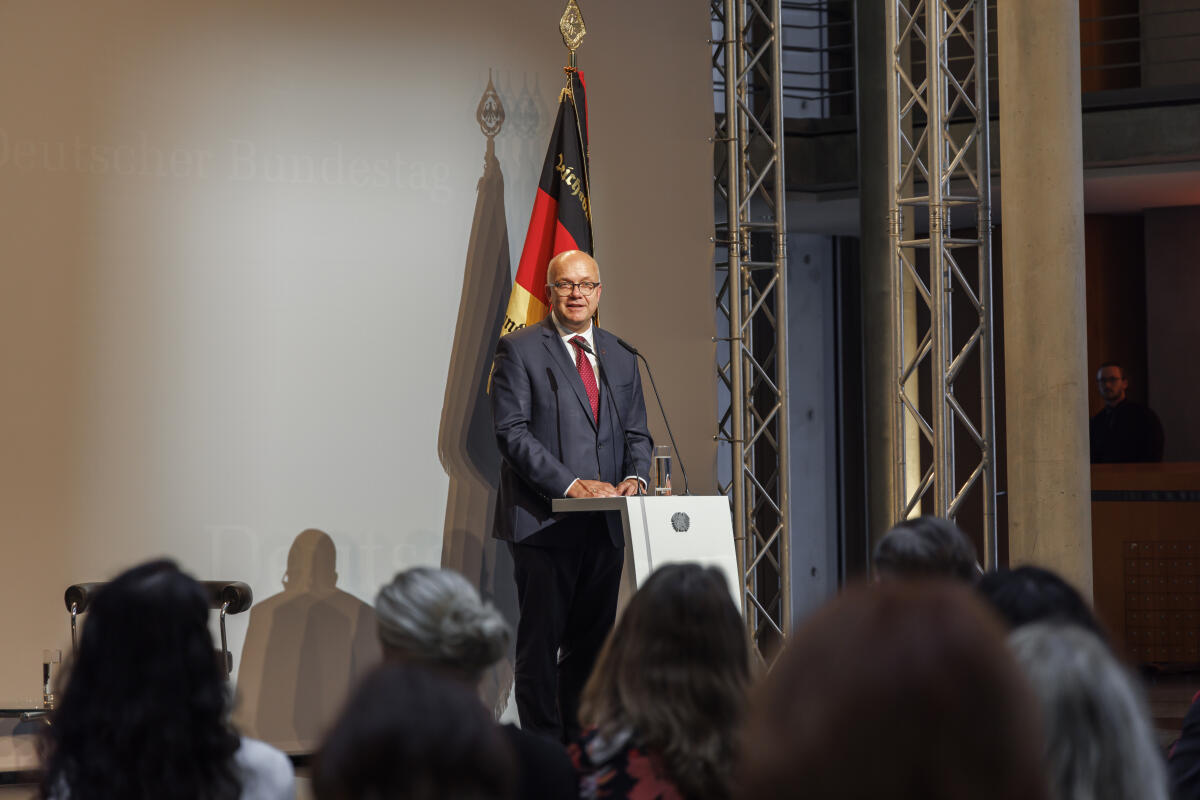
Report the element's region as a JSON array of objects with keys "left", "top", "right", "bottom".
[{"left": 615, "top": 478, "right": 643, "bottom": 497}]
